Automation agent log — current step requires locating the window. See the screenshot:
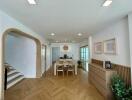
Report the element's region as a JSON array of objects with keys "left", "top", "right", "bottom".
[{"left": 80, "top": 46, "right": 89, "bottom": 71}]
